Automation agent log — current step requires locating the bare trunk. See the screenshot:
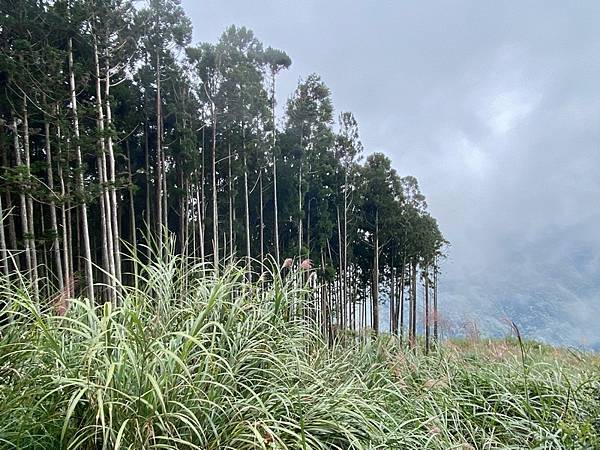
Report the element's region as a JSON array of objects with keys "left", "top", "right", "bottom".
[
  {"left": 228, "top": 144, "right": 233, "bottom": 259},
  {"left": 126, "top": 140, "right": 138, "bottom": 287},
  {"left": 21, "top": 100, "right": 39, "bottom": 295},
  {"left": 44, "top": 113, "right": 64, "bottom": 291},
  {"left": 242, "top": 160, "right": 250, "bottom": 275},
  {"left": 271, "top": 72, "right": 280, "bottom": 265},
  {"left": 399, "top": 262, "right": 405, "bottom": 343},
  {"left": 104, "top": 59, "right": 121, "bottom": 287},
  {"left": 434, "top": 259, "right": 439, "bottom": 342},
  {"left": 94, "top": 41, "right": 115, "bottom": 298},
  {"left": 211, "top": 103, "right": 219, "bottom": 269},
  {"left": 390, "top": 265, "right": 395, "bottom": 334},
  {"left": 425, "top": 268, "right": 430, "bottom": 354},
  {"left": 200, "top": 129, "right": 206, "bottom": 264},
  {"left": 57, "top": 115, "right": 72, "bottom": 294},
  {"left": 259, "top": 172, "right": 264, "bottom": 265},
  {"left": 69, "top": 37, "right": 95, "bottom": 301},
  {"left": 195, "top": 183, "right": 205, "bottom": 267},
  {"left": 155, "top": 50, "right": 163, "bottom": 244},
  {"left": 410, "top": 261, "right": 417, "bottom": 348},
  {"left": 4, "top": 191, "right": 17, "bottom": 258},
  {"left": 0, "top": 195, "right": 8, "bottom": 276},
  {"left": 298, "top": 163, "right": 303, "bottom": 261},
  {"left": 12, "top": 117, "right": 32, "bottom": 277},
  {"left": 372, "top": 209, "right": 379, "bottom": 334},
  {"left": 336, "top": 207, "right": 344, "bottom": 329},
  {"left": 144, "top": 122, "right": 151, "bottom": 232},
  {"left": 343, "top": 171, "right": 348, "bottom": 333}
]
